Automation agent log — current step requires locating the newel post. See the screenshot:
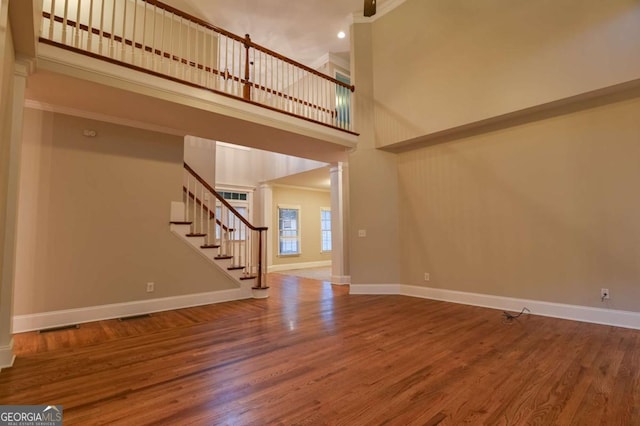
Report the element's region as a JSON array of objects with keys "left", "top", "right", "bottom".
[
  {"left": 251, "top": 228, "right": 270, "bottom": 299},
  {"left": 243, "top": 34, "right": 252, "bottom": 101}
]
